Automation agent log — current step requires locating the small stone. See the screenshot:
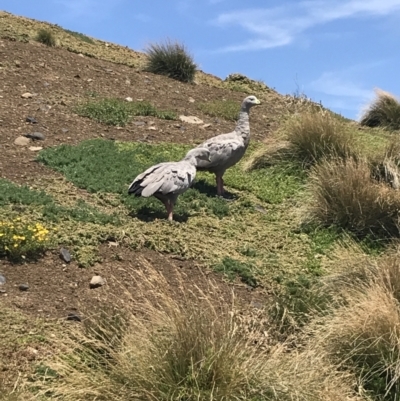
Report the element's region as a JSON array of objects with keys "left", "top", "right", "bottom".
[
  {"left": 87, "top": 78, "right": 93, "bottom": 82},
  {"left": 179, "top": 115, "right": 204, "bottom": 124},
  {"left": 26, "top": 116, "right": 37, "bottom": 124},
  {"left": 14, "top": 136, "right": 31, "bottom": 146},
  {"left": 90, "top": 275, "right": 105, "bottom": 289},
  {"left": 0, "top": 274, "right": 6, "bottom": 285},
  {"left": 133, "top": 121, "right": 145, "bottom": 126},
  {"left": 66, "top": 313, "right": 81, "bottom": 322},
  {"left": 125, "top": 79, "right": 131, "bottom": 85},
  {"left": 201, "top": 123, "right": 212, "bottom": 129},
  {"left": 21, "top": 92, "right": 33, "bottom": 99},
  {"left": 61, "top": 128, "right": 69, "bottom": 134},
  {"left": 254, "top": 205, "right": 267, "bottom": 214},
  {"left": 78, "top": 53, "right": 84, "bottom": 57},
  {"left": 29, "top": 146, "right": 43, "bottom": 152},
  {"left": 188, "top": 97, "right": 195, "bottom": 103},
  {"left": 19, "top": 284, "right": 29, "bottom": 291},
  {"left": 25, "top": 132, "right": 45, "bottom": 140},
  {"left": 125, "top": 97, "right": 133, "bottom": 102},
  {"left": 14, "top": 60, "right": 21, "bottom": 67},
  {"left": 60, "top": 248, "right": 72, "bottom": 263},
  {"left": 147, "top": 126, "right": 157, "bottom": 131}
]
